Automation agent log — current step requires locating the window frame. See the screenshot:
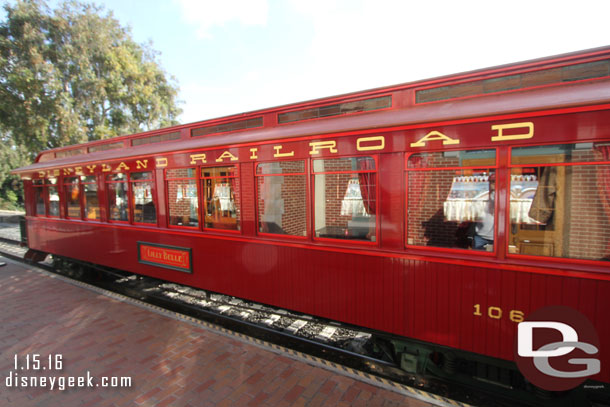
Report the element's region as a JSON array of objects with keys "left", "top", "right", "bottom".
[
  {"left": 506, "top": 141, "right": 610, "bottom": 265},
  {"left": 81, "top": 175, "right": 101, "bottom": 221},
  {"left": 200, "top": 164, "right": 241, "bottom": 233},
  {"left": 310, "top": 155, "right": 379, "bottom": 246},
  {"left": 63, "top": 176, "right": 83, "bottom": 220},
  {"left": 46, "top": 178, "right": 61, "bottom": 218},
  {"left": 404, "top": 148, "right": 499, "bottom": 255},
  {"left": 129, "top": 171, "right": 158, "bottom": 226},
  {"left": 255, "top": 159, "right": 309, "bottom": 240},
  {"left": 165, "top": 167, "right": 201, "bottom": 230},
  {"left": 32, "top": 179, "right": 47, "bottom": 217},
  {"left": 105, "top": 173, "right": 131, "bottom": 224}
]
